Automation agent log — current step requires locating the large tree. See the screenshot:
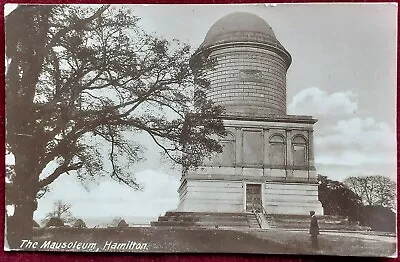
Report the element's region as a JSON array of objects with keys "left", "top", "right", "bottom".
[
  {"left": 43, "top": 200, "right": 75, "bottom": 227},
  {"left": 317, "top": 175, "right": 363, "bottom": 221},
  {"left": 343, "top": 175, "right": 396, "bottom": 208},
  {"left": 5, "top": 5, "right": 225, "bottom": 246}
]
